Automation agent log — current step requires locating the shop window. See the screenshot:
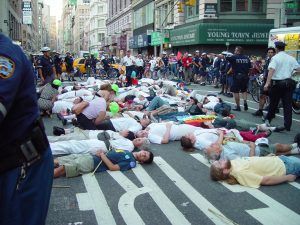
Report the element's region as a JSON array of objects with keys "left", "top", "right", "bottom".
[
  {"left": 220, "top": 0, "right": 232, "bottom": 12},
  {"left": 252, "top": 0, "right": 263, "bottom": 12},
  {"left": 236, "top": 0, "right": 248, "bottom": 11}
]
